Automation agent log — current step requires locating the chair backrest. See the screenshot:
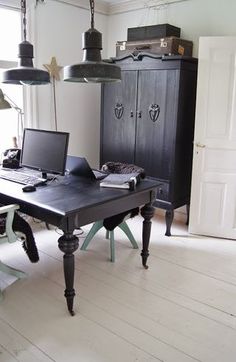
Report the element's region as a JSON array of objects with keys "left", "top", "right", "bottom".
[
  {"left": 0, "top": 204, "right": 27, "bottom": 299},
  {"left": 0, "top": 204, "right": 19, "bottom": 244}
]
